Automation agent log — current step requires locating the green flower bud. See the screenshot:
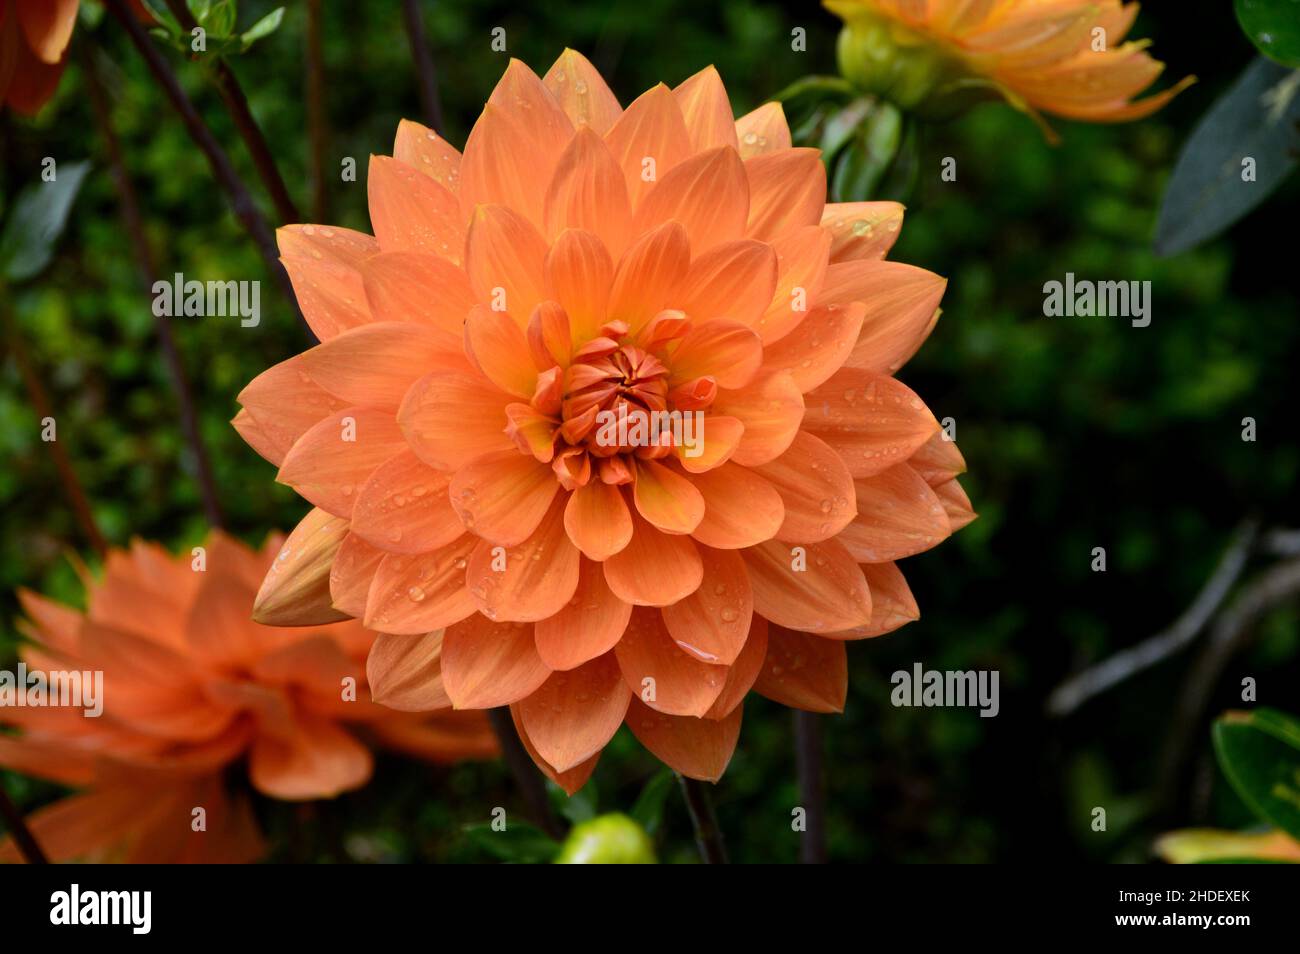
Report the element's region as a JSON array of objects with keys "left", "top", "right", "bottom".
[{"left": 553, "top": 813, "right": 657, "bottom": 864}]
